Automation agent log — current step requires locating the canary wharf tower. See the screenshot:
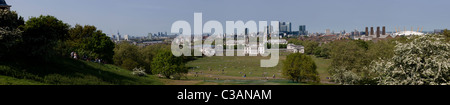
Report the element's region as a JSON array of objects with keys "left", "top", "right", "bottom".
[{"left": 0, "top": 0, "right": 11, "bottom": 10}]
